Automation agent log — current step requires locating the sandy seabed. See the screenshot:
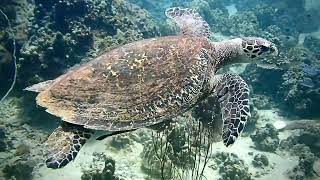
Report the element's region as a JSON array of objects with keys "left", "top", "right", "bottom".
[{"left": 33, "top": 109, "right": 302, "bottom": 180}]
